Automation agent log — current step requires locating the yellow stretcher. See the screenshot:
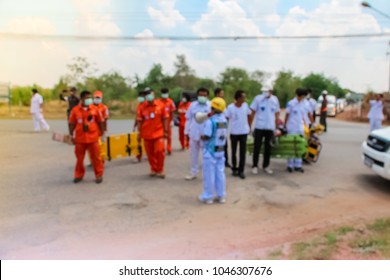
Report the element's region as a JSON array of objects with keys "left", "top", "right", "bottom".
[{"left": 100, "top": 132, "right": 145, "bottom": 161}]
